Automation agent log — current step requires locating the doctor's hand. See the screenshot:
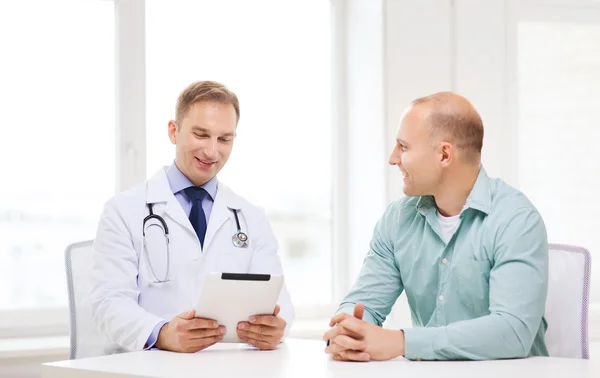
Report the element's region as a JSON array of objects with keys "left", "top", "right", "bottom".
[
  {"left": 237, "top": 304, "right": 286, "bottom": 350},
  {"left": 323, "top": 303, "right": 405, "bottom": 362},
  {"left": 155, "top": 309, "right": 225, "bottom": 353}
]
